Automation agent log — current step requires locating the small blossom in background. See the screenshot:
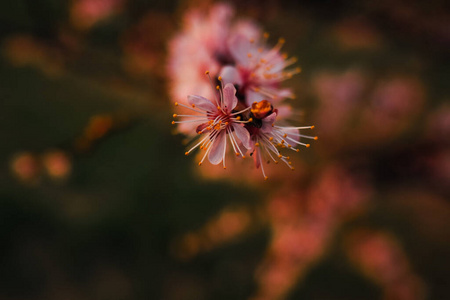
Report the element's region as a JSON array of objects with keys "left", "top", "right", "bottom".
[
  {"left": 70, "top": 0, "right": 126, "bottom": 30},
  {"left": 344, "top": 230, "right": 426, "bottom": 300}
]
